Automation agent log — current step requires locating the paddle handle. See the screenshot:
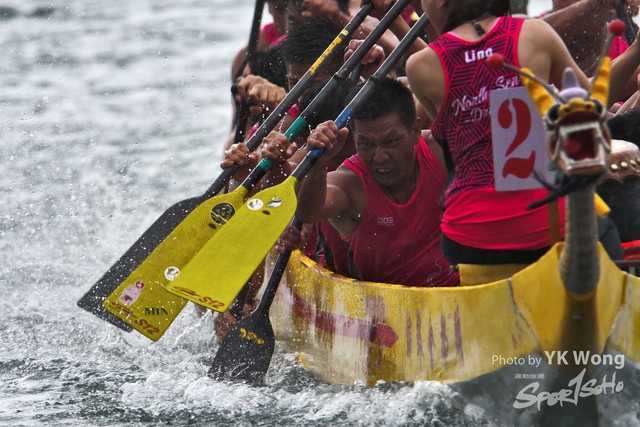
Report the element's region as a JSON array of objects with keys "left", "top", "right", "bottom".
[
  {"left": 284, "top": 0, "right": 414, "bottom": 148},
  {"left": 254, "top": 218, "right": 304, "bottom": 315},
  {"left": 267, "top": 0, "right": 414, "bottom": 160}
]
